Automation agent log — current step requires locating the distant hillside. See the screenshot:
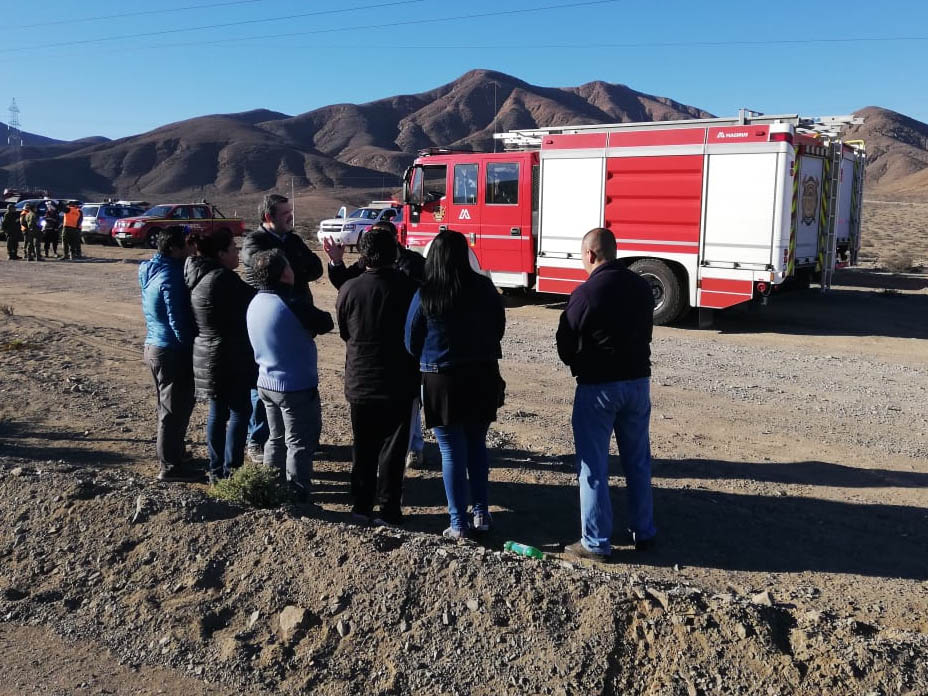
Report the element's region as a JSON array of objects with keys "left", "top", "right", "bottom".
[
  {"left": 847, "top": 107, "right": 928, "bottom": 198},
  {"left": 0, "top": 71, "right": 926, "bottom": 201},
  {"left": 0, "top": 70, "right": 711, "bottom": 199}
]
